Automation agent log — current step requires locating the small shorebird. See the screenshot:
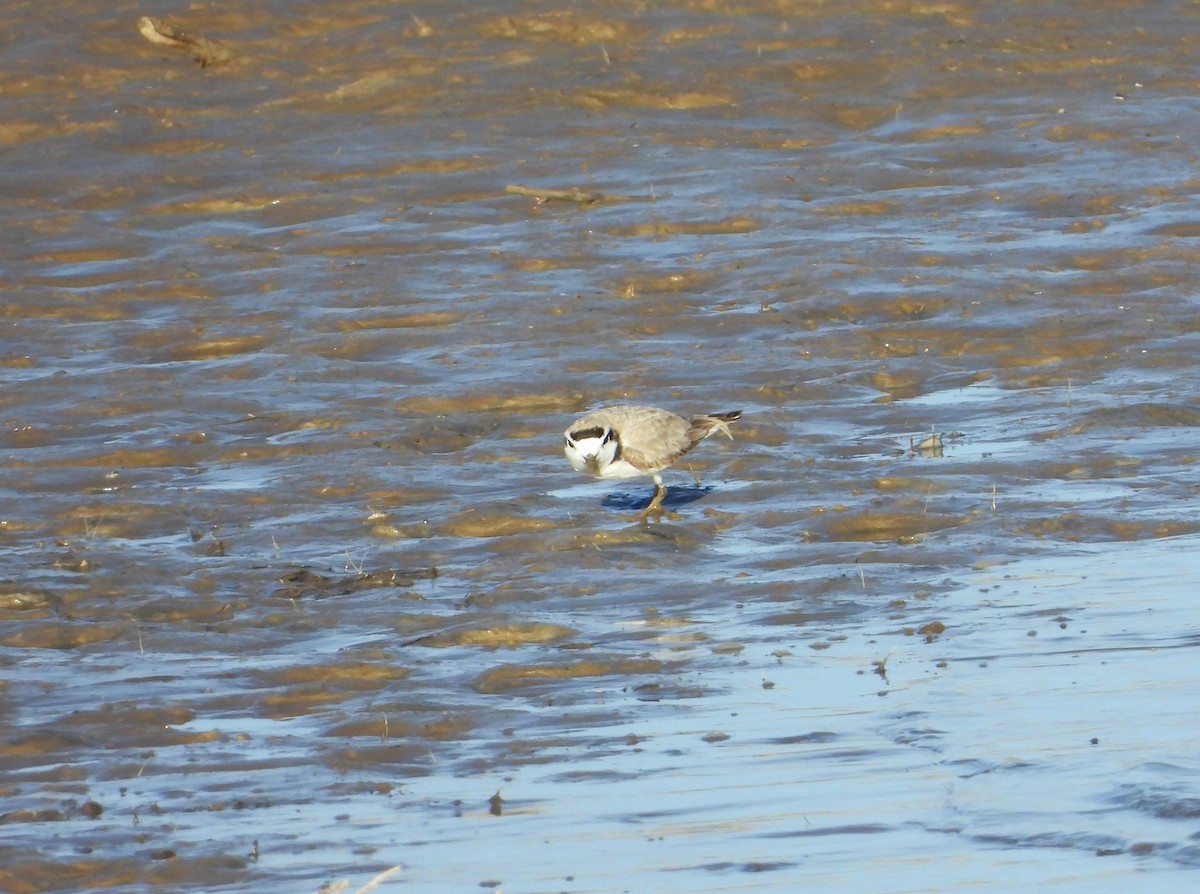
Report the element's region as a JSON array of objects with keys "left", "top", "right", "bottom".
[{"left": 563, "top": 405, "right": 742, "bottom": 521}]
